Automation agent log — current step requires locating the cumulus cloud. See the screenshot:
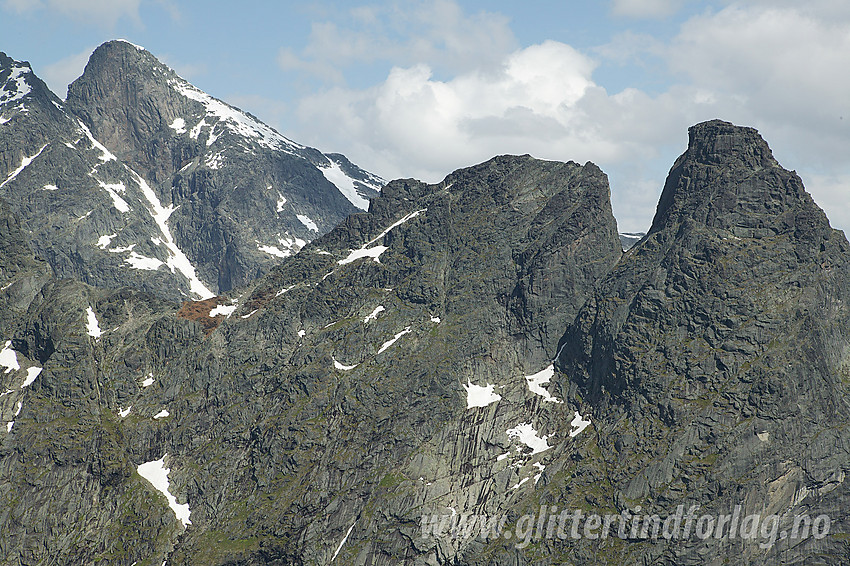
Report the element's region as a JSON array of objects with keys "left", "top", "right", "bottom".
[
  {"left": 663, "top": 3, "right": 850, "bottom": 231},
  {"left": 293, "top": 42, "right": 604, "bottom": 181},
  {"left": 669, "top": 5, "right": 850, "bottom": 160}
]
